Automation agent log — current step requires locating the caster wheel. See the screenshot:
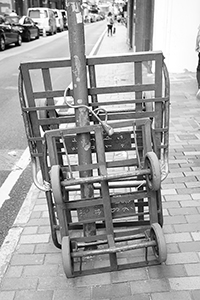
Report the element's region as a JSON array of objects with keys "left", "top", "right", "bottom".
[
  {"left": 144, "top": 152, "right": 161, "bottom": 191},
  {"left": 51, "top": 165, "right": 65, "bottom": 204},
  {"left": 62, "top": 236, "right": 74, "bottom": 278},
  {"left": 150, "top": 223, "right": 167, "bottom": 263}
]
